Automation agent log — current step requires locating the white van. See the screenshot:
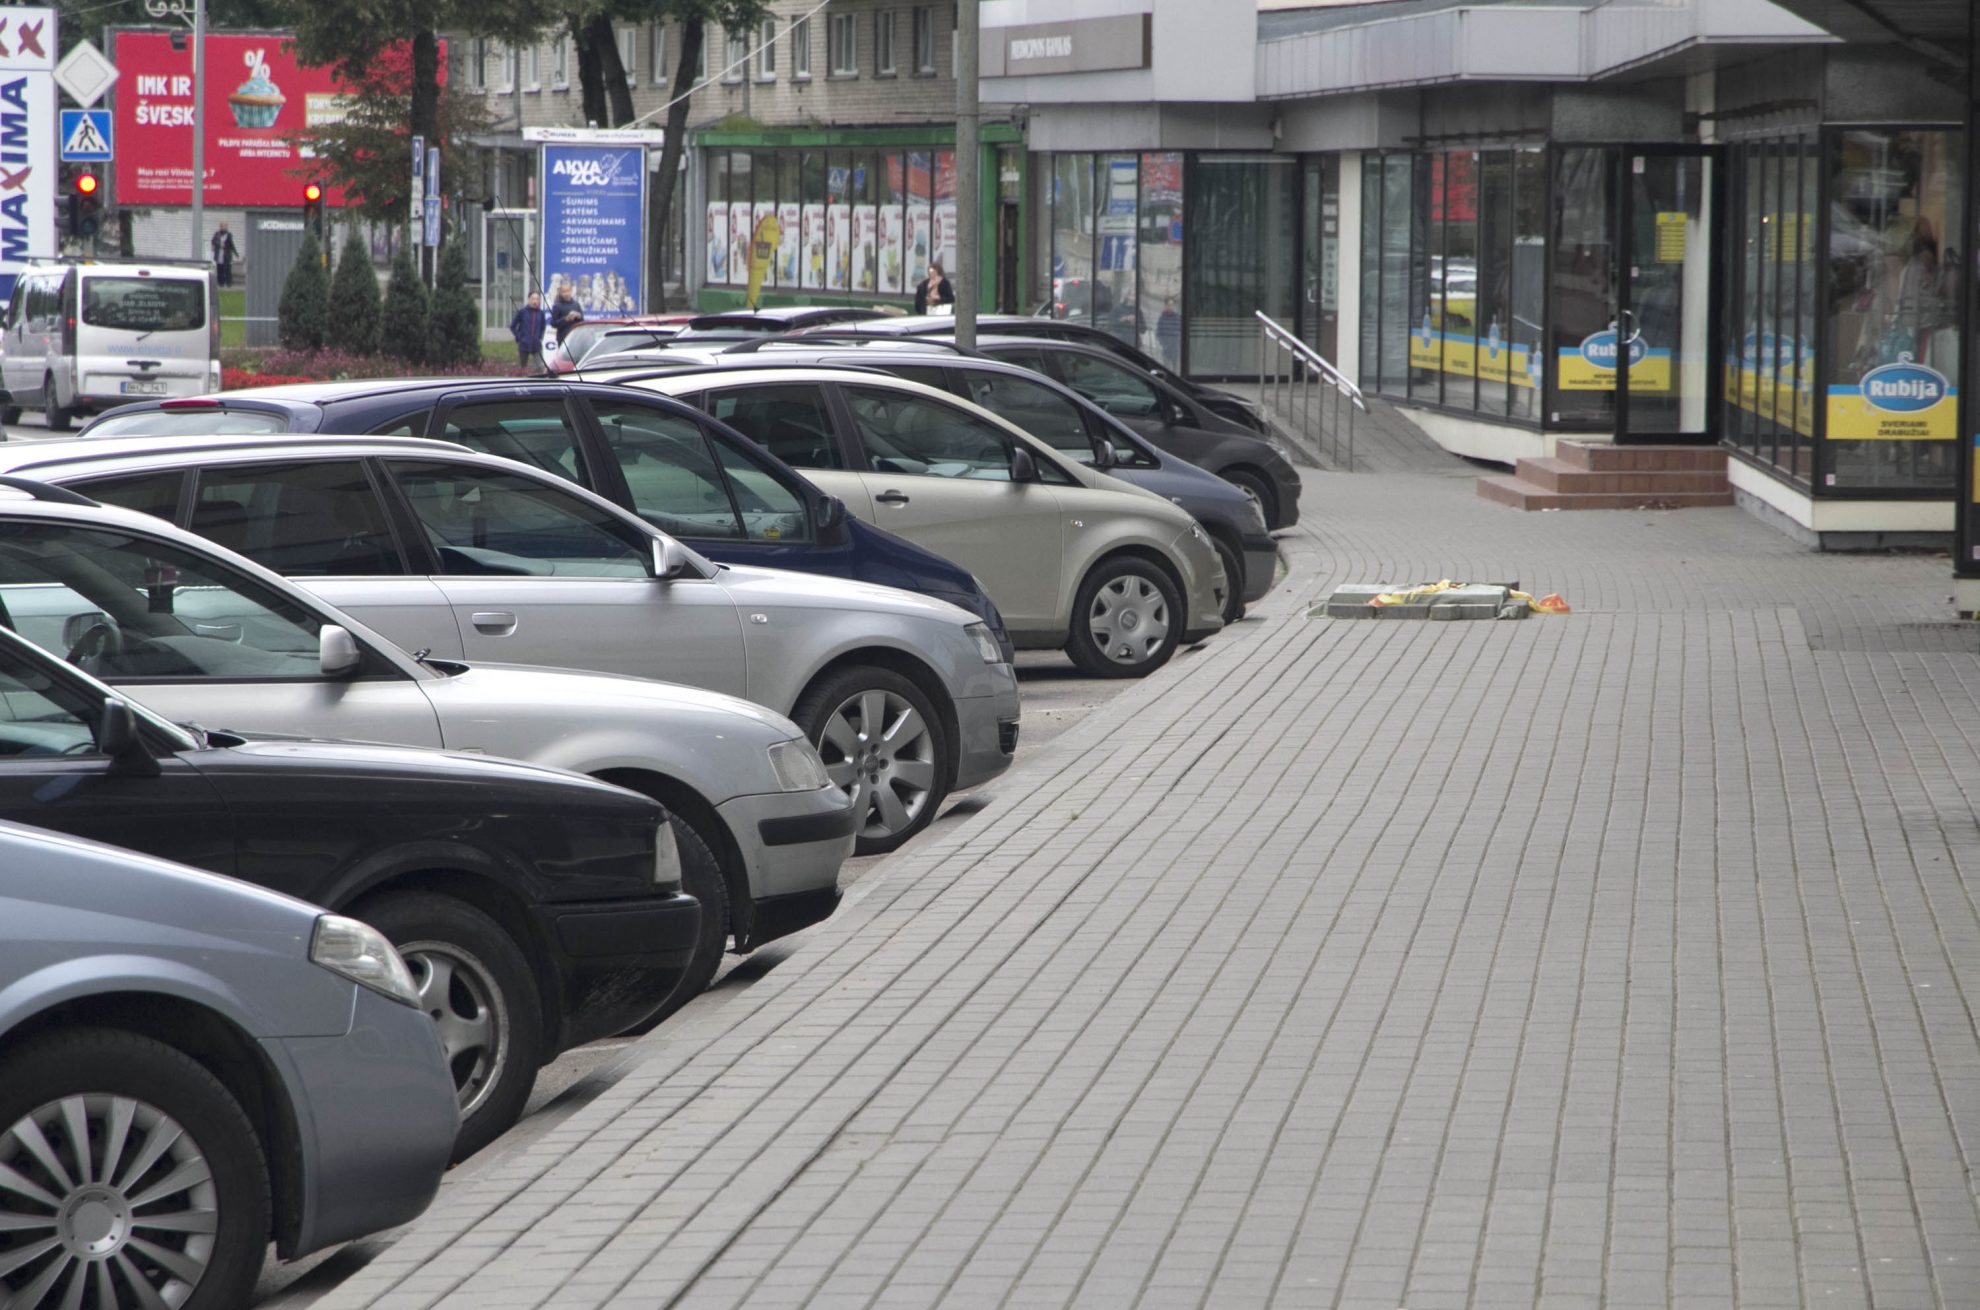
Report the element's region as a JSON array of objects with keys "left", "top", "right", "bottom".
[{"left": 0, "top": 261, "right": 220, "bottom": 430}]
